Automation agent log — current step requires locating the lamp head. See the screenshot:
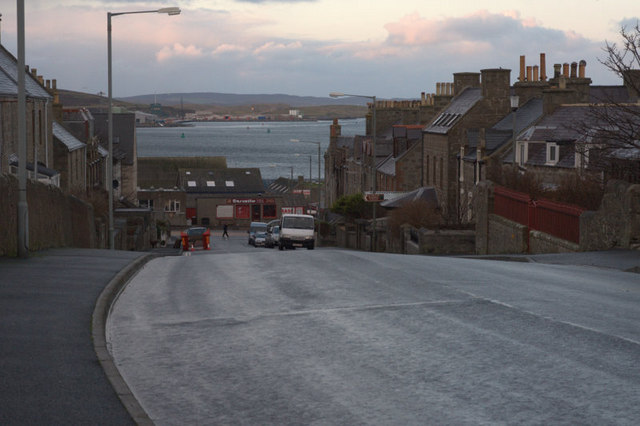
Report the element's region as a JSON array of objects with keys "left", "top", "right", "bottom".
[
  {"left": 158, "top": 7, "right": 181, "bottom": 15},
  {"left": 329, "top": 92, "right": 345, "bottom": 98}
]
